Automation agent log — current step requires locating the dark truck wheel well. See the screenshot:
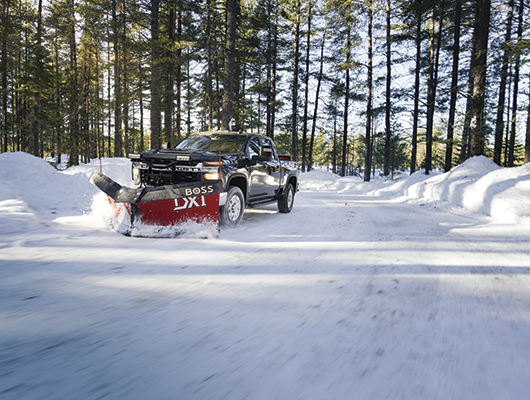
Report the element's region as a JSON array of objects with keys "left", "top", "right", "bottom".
[
  {"left": 288, "top": 176, "right": 297, "bottom": 192},
  {"left": 276, "top": 176, "right": 297, "bottom": 198},
  {"left": 228, "top": 177, "right": 247, "bottom": 200}
]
